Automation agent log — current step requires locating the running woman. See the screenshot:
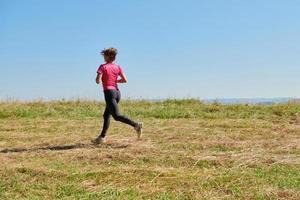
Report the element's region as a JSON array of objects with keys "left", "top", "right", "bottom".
[{"left": 92, "top": 48, "right": 143, "bottom": 144}]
